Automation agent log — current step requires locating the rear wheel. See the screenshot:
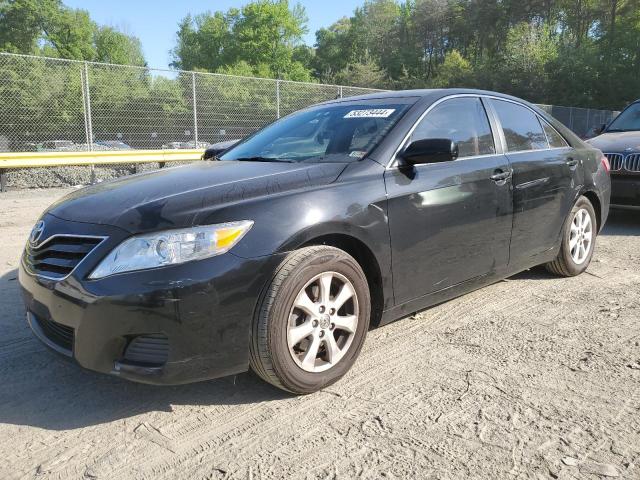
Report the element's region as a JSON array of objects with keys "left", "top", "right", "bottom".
[
  {"left": 250, "top": 246, "right": 371, "bottom": 394},
  {"left": 546, "top": 196, "right": 597, "bottom": 277}
]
